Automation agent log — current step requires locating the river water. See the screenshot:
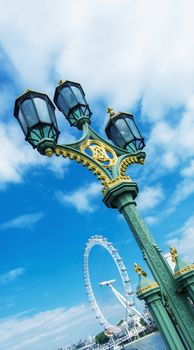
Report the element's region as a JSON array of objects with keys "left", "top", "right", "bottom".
[{"left": 125, "top": 332, "right": 167, "bottom": 350}]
